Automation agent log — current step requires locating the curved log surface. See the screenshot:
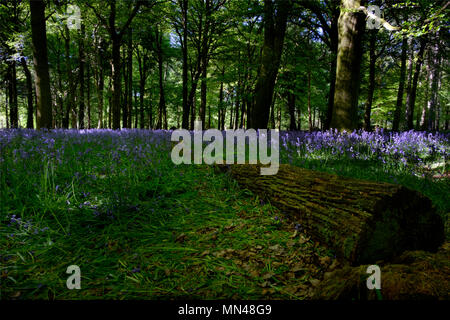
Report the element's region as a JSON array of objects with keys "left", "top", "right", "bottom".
[{"left": 218, "top": 164, "right": 445, "bottom": 264}]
